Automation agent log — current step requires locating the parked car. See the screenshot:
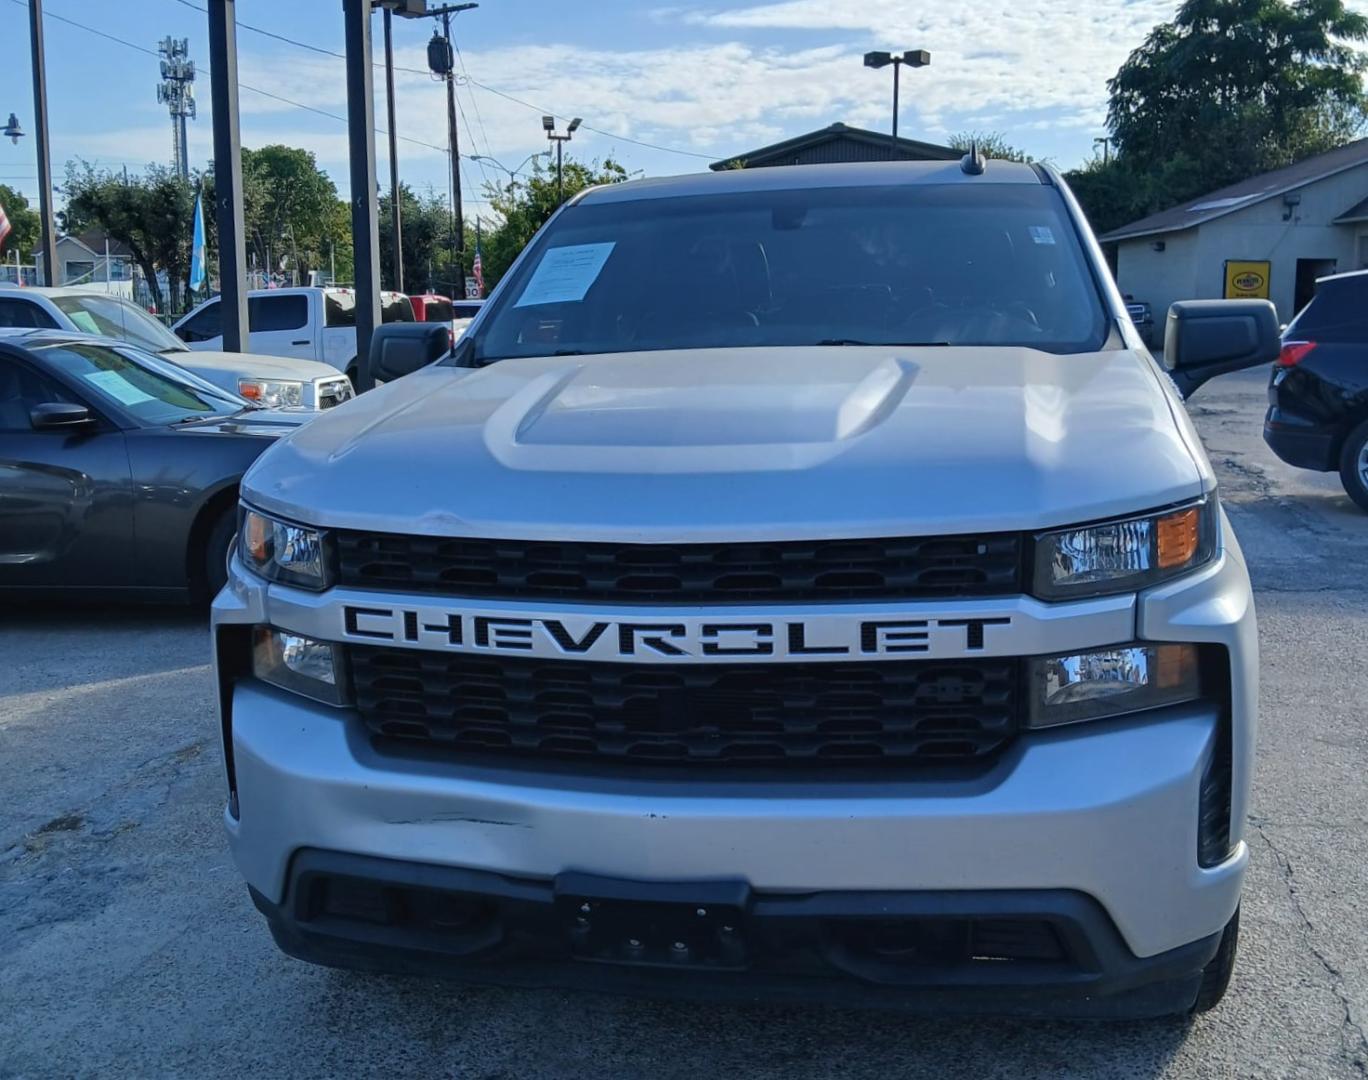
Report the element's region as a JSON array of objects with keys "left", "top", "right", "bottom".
[
  {"left": 1263, "top": 269, "right": 1368, "bottom": 510},
  {"left": 0, "top": 329, "right": 306, "bottom": 602},
  {"left": 1123, "top": 296, "right": 1156, "bottom": 347},
  {"left": 408, "top": 293, "right": 458, "bottom": 347},
  {"left": 452, "top": 298, "right": 484, "bottom": 338},
  {"left": 0, "top": 285, "right": 354, "bottom": 412},
  {"left": 172, "top": 286, "right": 413, "bottom": 385},
  {"left": 216, "top": 158, "right": 1275, "bottom": 1017}
]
